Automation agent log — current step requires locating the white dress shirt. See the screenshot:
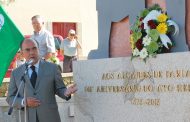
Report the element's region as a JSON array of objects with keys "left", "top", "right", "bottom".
[{"left": 21, "top": 60, "right": 40, "bottom": 106}]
